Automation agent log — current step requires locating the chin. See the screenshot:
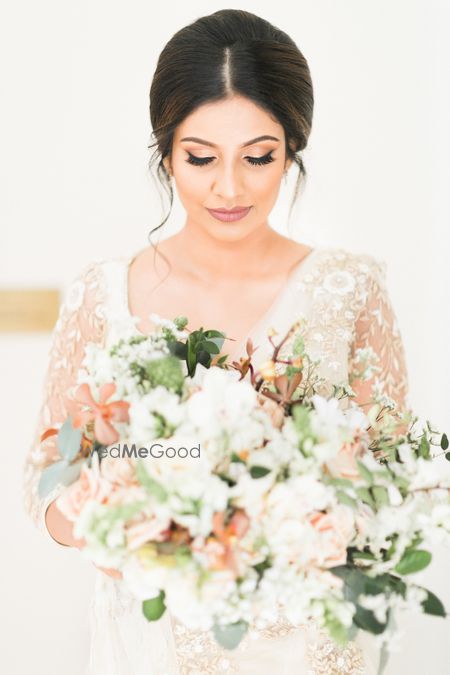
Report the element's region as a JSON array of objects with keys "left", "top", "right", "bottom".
[{"left": 203, "top": 221, "right": 259, "bottom": 241}]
